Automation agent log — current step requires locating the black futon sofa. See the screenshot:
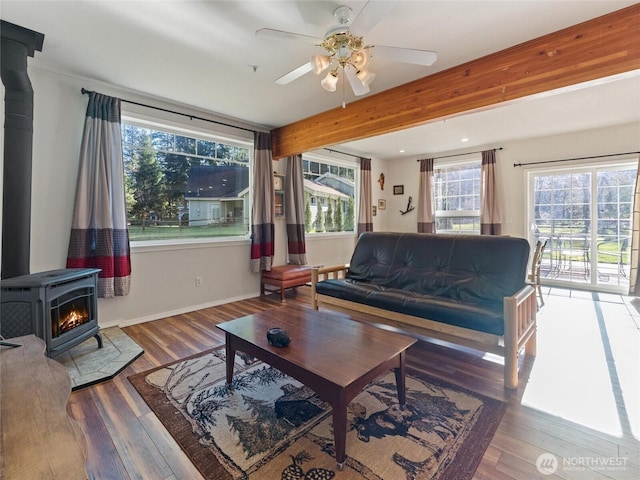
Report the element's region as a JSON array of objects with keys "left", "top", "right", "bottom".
[{"left": 311, "top": 232, "right": 537, "bottom": 389}]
